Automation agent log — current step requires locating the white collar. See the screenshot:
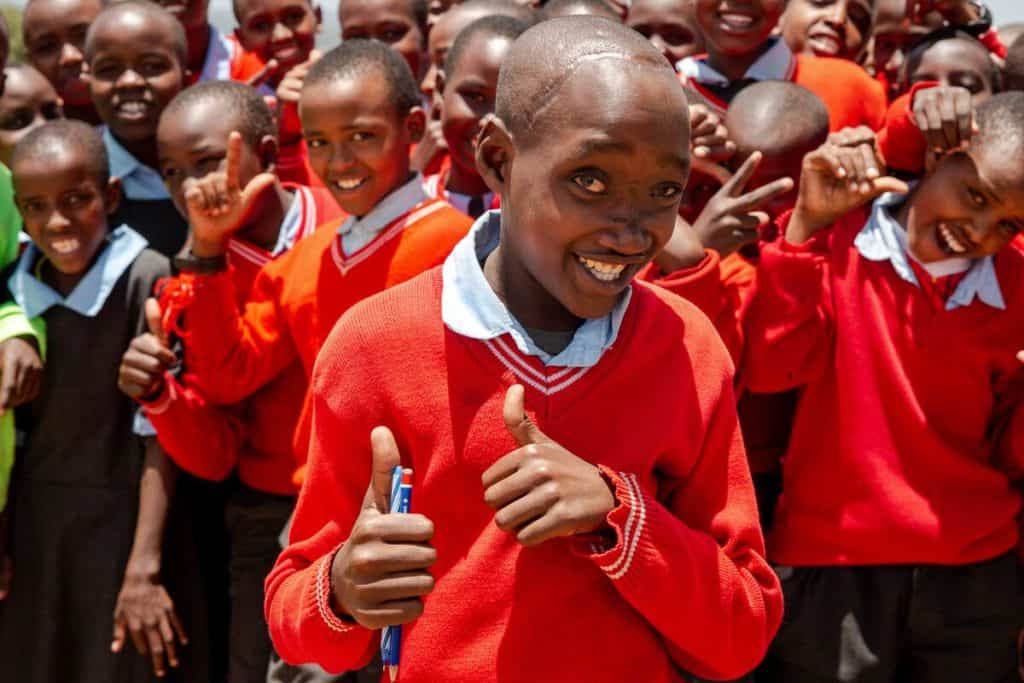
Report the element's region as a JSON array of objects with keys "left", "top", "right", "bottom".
[{"left": 678, "top": 37, "right": 796, "bottom": 87}]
